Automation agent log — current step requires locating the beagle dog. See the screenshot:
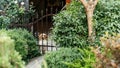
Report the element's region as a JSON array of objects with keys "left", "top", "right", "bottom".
[
  {"left": 38, "top": 33, "right": 48, "bottom": 40},
  {"left": 38, "top": 33, "right": 48, "bottom": 54}
]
